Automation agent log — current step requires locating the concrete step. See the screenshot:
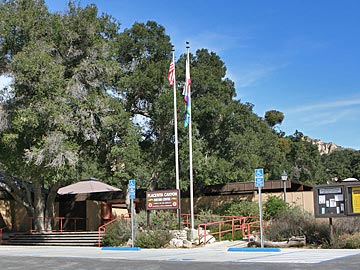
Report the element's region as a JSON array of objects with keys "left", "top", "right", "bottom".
[{"left": 5, "top": 231, "right": 103, "bottom": 247}]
